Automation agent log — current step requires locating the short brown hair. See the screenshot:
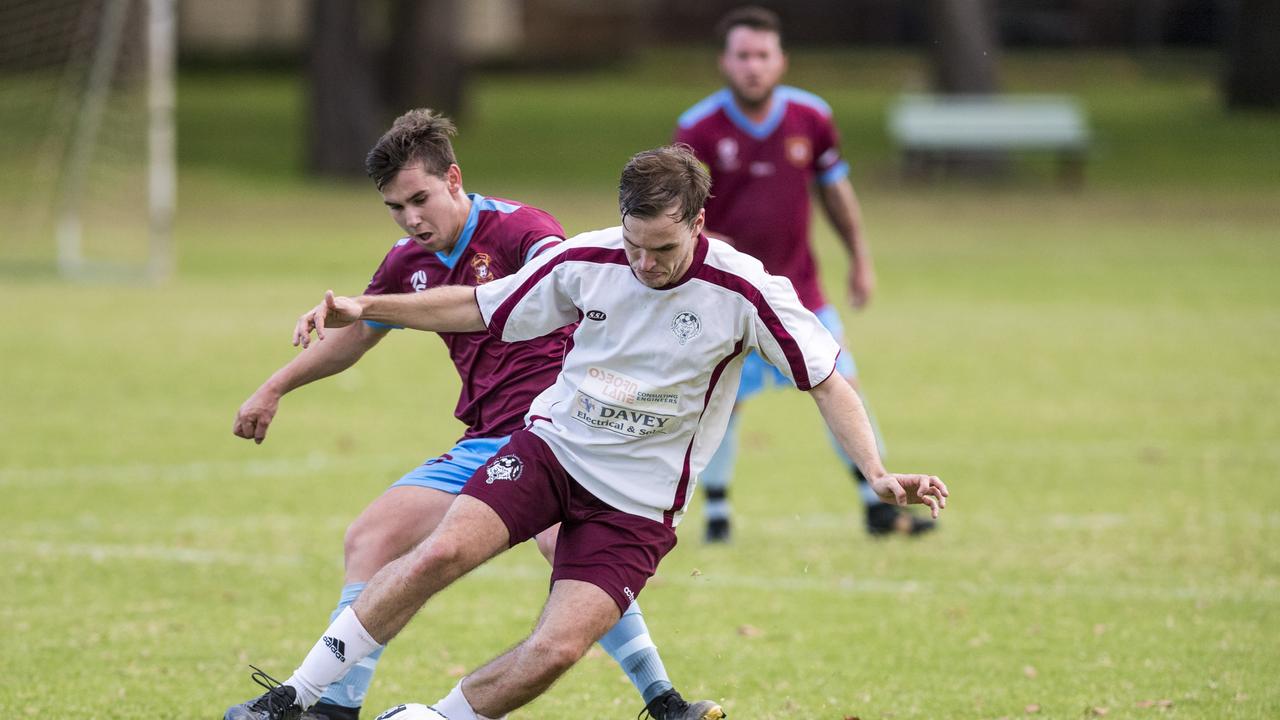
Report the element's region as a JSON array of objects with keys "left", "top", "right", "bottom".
[
  {"left": 365, "top": 109, "right": 458, "bottom": 190},
  {"left": 716, "top": 5, "right": 783, "bottom": 47},
  {"left": 618, "top": 144, "right": 711, "bottom": 227}
]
